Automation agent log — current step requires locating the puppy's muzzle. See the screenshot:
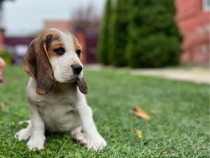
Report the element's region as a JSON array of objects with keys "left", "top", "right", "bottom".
[{"left": 71, "top": 65, "right": 83, "bottom": 75}]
